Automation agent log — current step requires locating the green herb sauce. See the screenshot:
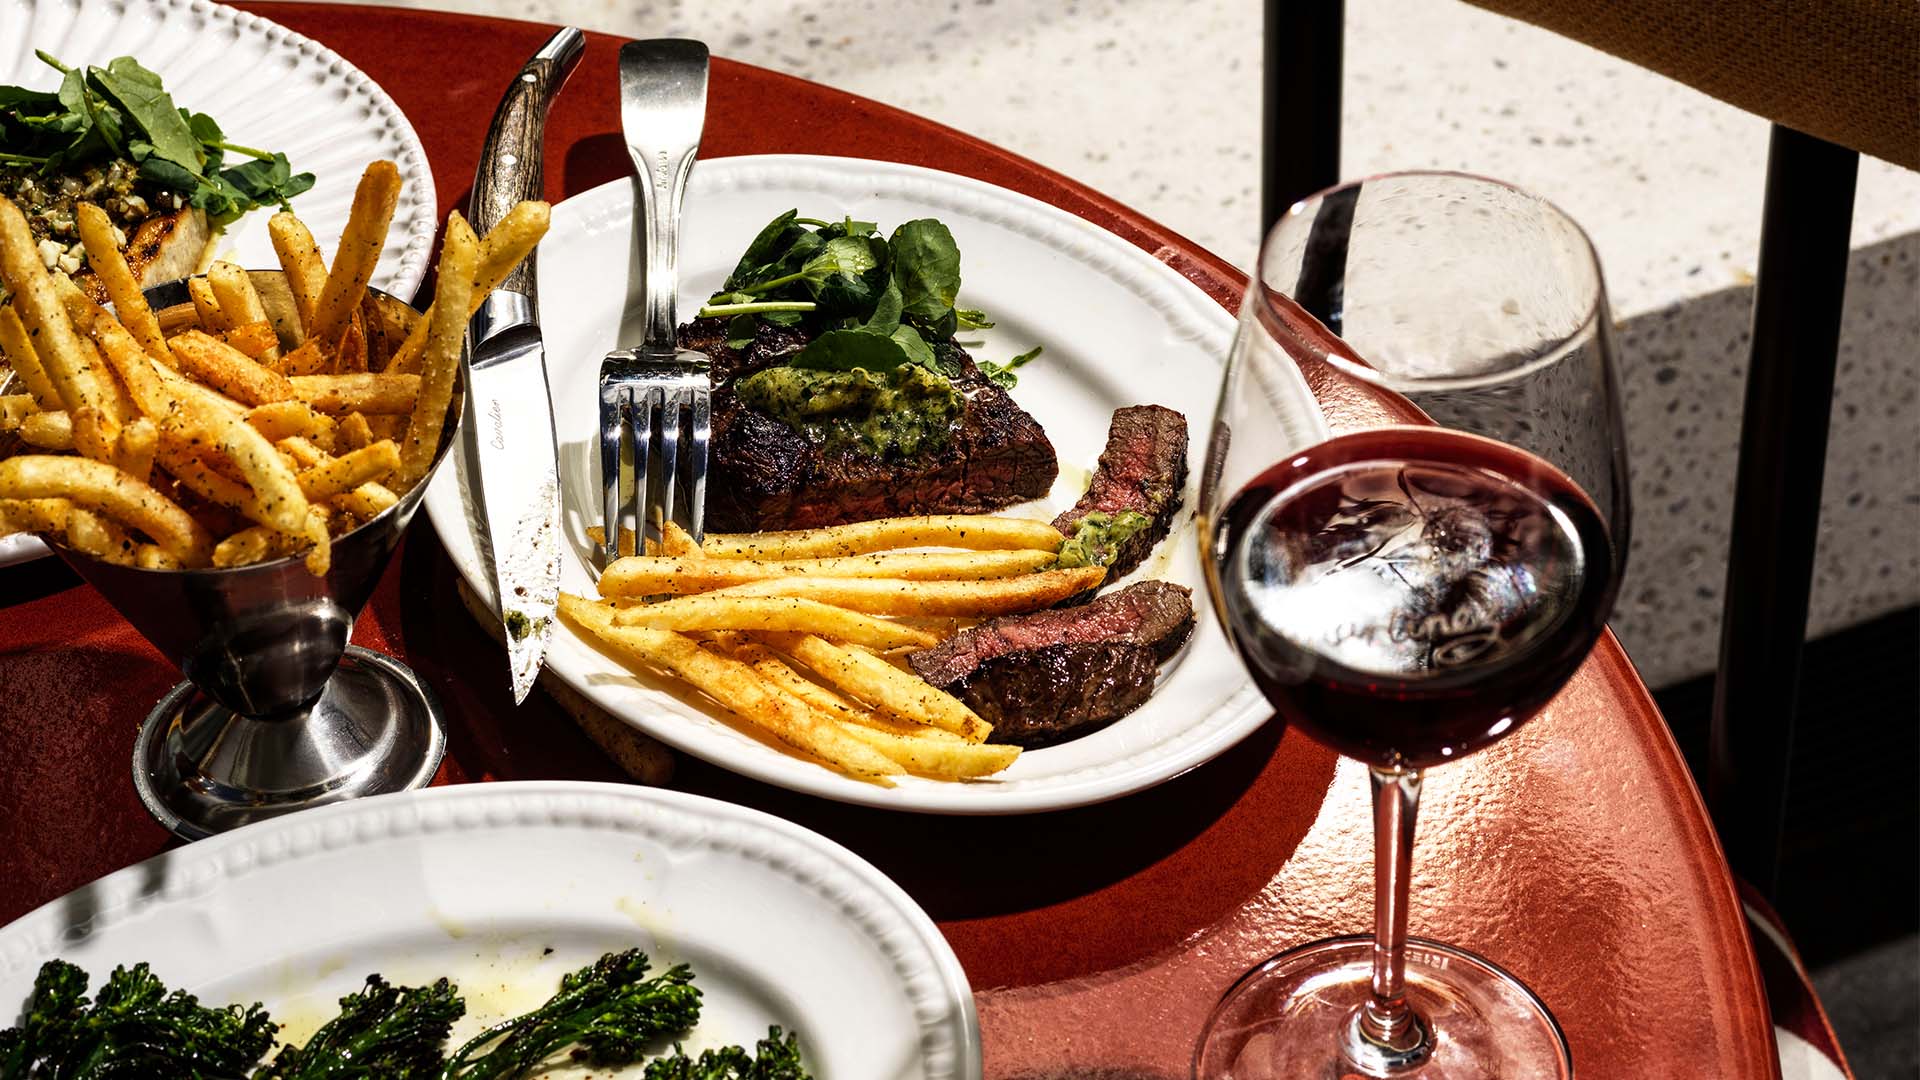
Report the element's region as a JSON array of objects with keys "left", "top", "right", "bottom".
[
  {"left": 735, "top": 363, "right": 963, "bottom": 458},
  {"left": 1056, "top": 510, "right": 1154, "bottom": 569}
]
